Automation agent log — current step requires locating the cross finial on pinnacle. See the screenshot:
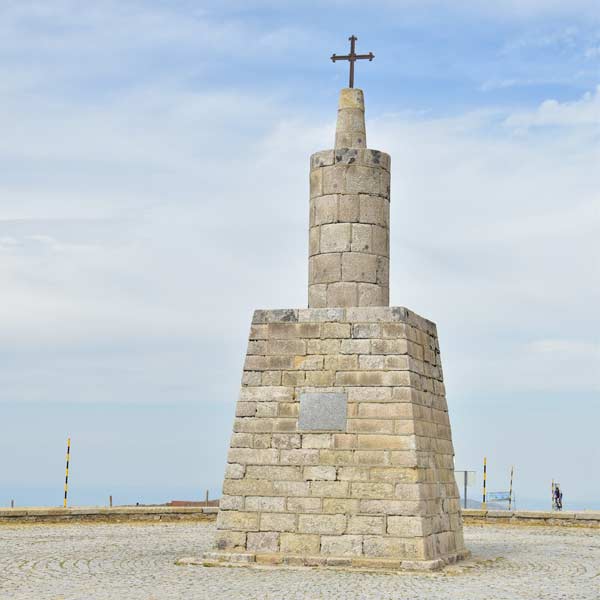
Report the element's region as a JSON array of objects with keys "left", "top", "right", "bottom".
[{"left": 330, "top": 35, "right": 374, "bottom": 88}]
